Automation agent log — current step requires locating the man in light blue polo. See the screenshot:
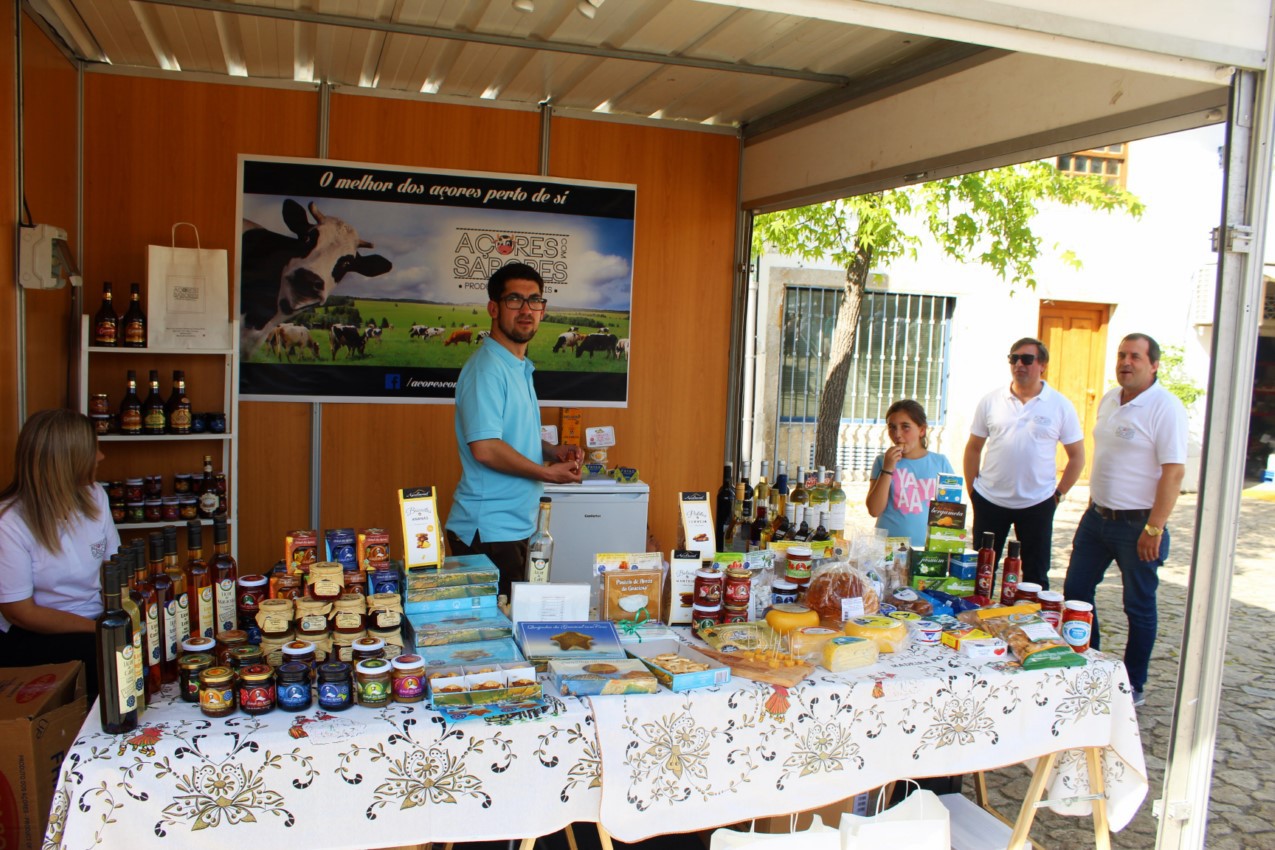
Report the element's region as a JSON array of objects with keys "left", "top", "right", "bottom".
[{"left": 446, "top": 263, "right": 583, "bottom": 596}]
